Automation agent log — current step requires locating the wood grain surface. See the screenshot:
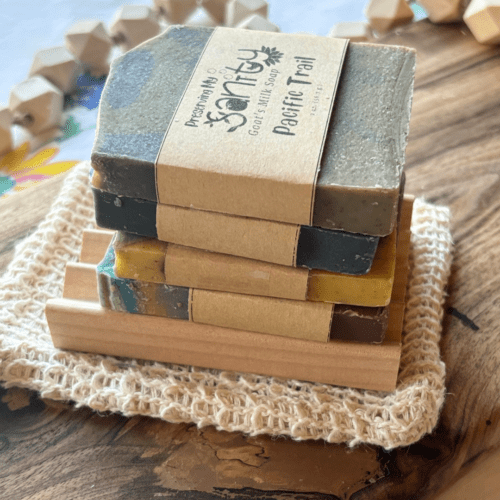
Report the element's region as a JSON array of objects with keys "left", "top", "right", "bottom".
[
  {"left": 1, "top": 19, "right": 500, "bottom": 500},
  {"left": 0, "top": 172, "right": 68, "bottom": 274}
]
